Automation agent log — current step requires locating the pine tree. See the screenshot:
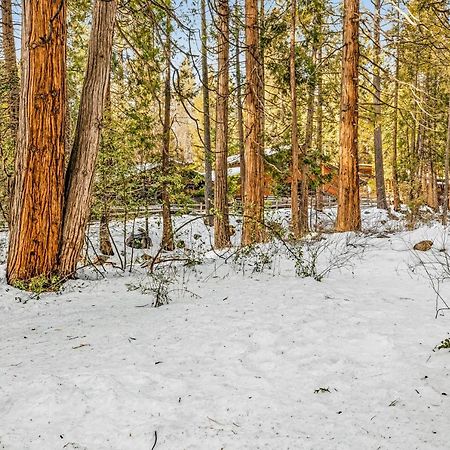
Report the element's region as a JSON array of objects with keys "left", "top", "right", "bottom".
[
  {"left": 242, "top": 0, "right": 265, "bottom": 245},
  {"left": 7, "top": 0, "right": 67, "bottom": 283},
  {"left": 336, "top": 0, "right": 361, "bottom": 231},
  {"left": 59, "top": 0, "right": 118, "bottom": 276},
  {"left": 214, "top": 0, "right": 231, "bottom": 248}
]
